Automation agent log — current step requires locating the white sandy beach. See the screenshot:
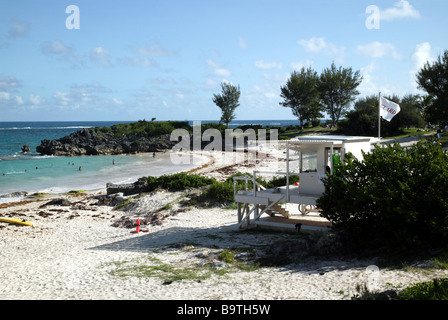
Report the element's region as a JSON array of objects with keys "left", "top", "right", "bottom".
[{"left": 1, "top": 142, "right": 447, "bottom": 300}]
